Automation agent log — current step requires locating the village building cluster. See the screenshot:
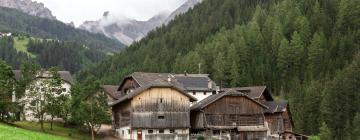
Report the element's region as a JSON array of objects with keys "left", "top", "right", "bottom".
[
  {"left": 103, "top": 72, "right": 308, "bottom": 140},
  {"left": 10, "top": 70, "right": 307, "bottom": 140}
]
